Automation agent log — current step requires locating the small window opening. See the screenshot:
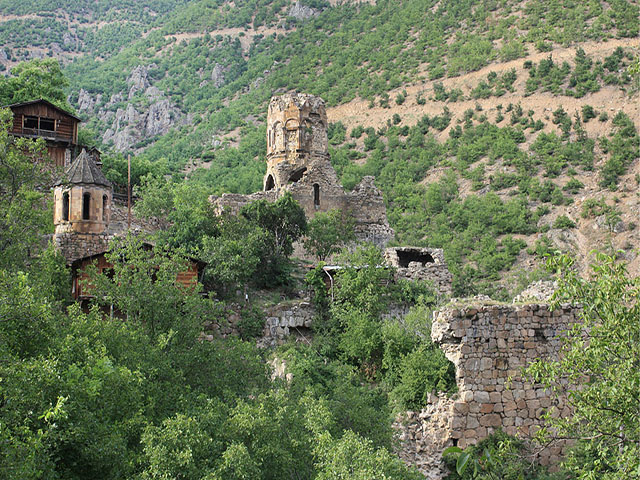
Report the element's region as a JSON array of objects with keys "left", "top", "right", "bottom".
[
  {"left": 313, "top": 183, "right": 320, "bottom": 207},
  {"left": 265, "top": 174, "right": 275, "bottom": 191},
  {"left": 82, "top": 193, "right": 91, "bottom": 220},
  {"left": 397, "top": 249, "right": 435, "bottom": 268},
  {"left": 62, "top": 192, "right": 70, "bottom": 221},
  {"left": 24, "top": 116, "right": 38, "bottom": 129},
  {"left": 102, "top": 195, "right": 108, "bottom": 222},
  {"left": 39, "top": 117, "right": 55, "bottom": 131}
]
